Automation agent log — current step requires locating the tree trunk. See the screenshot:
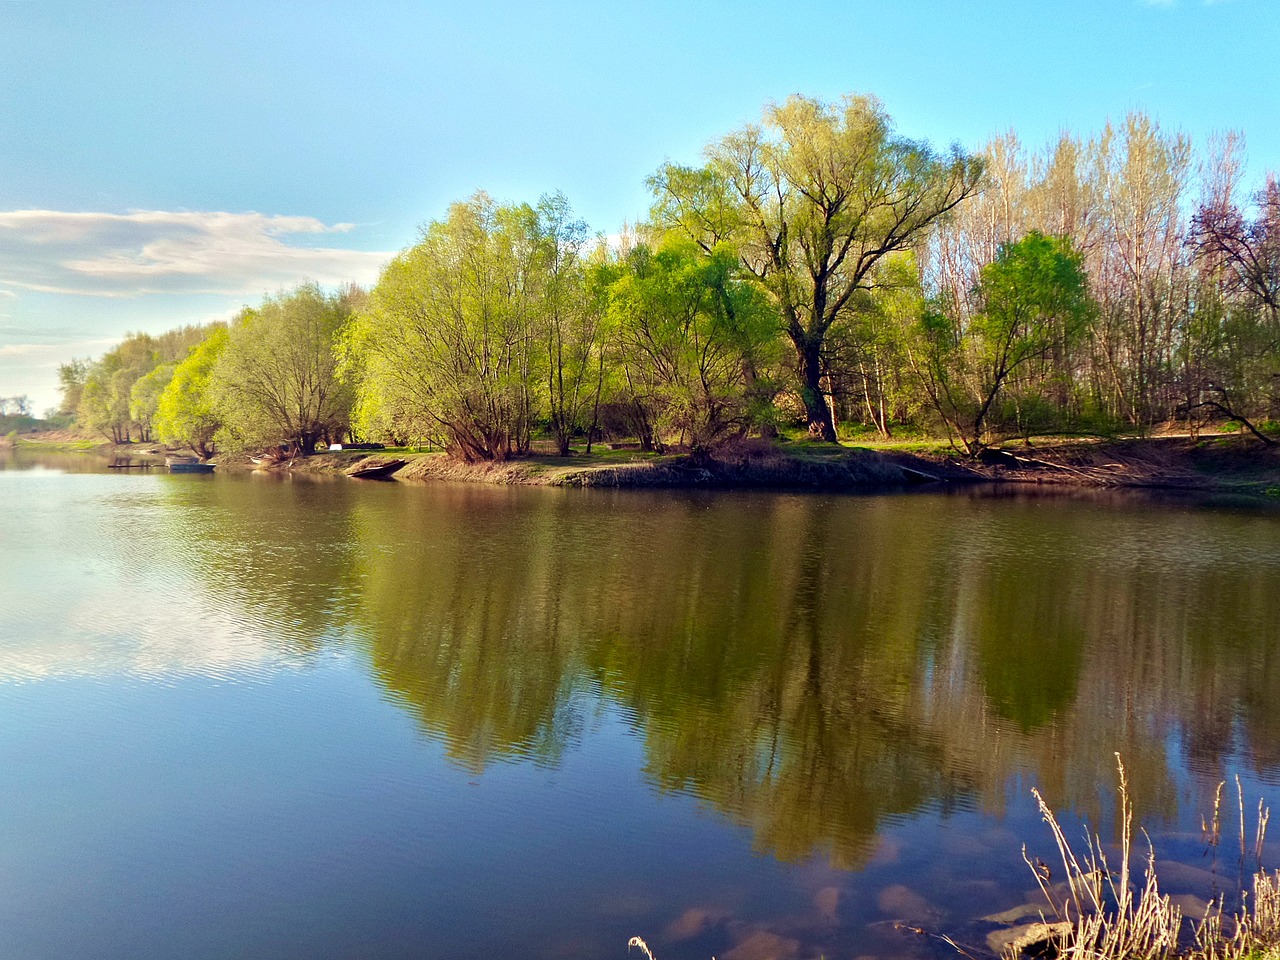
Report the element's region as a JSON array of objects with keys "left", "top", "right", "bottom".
[{"left": 797, "top": 339, "right": 837, "bottom": 441}]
